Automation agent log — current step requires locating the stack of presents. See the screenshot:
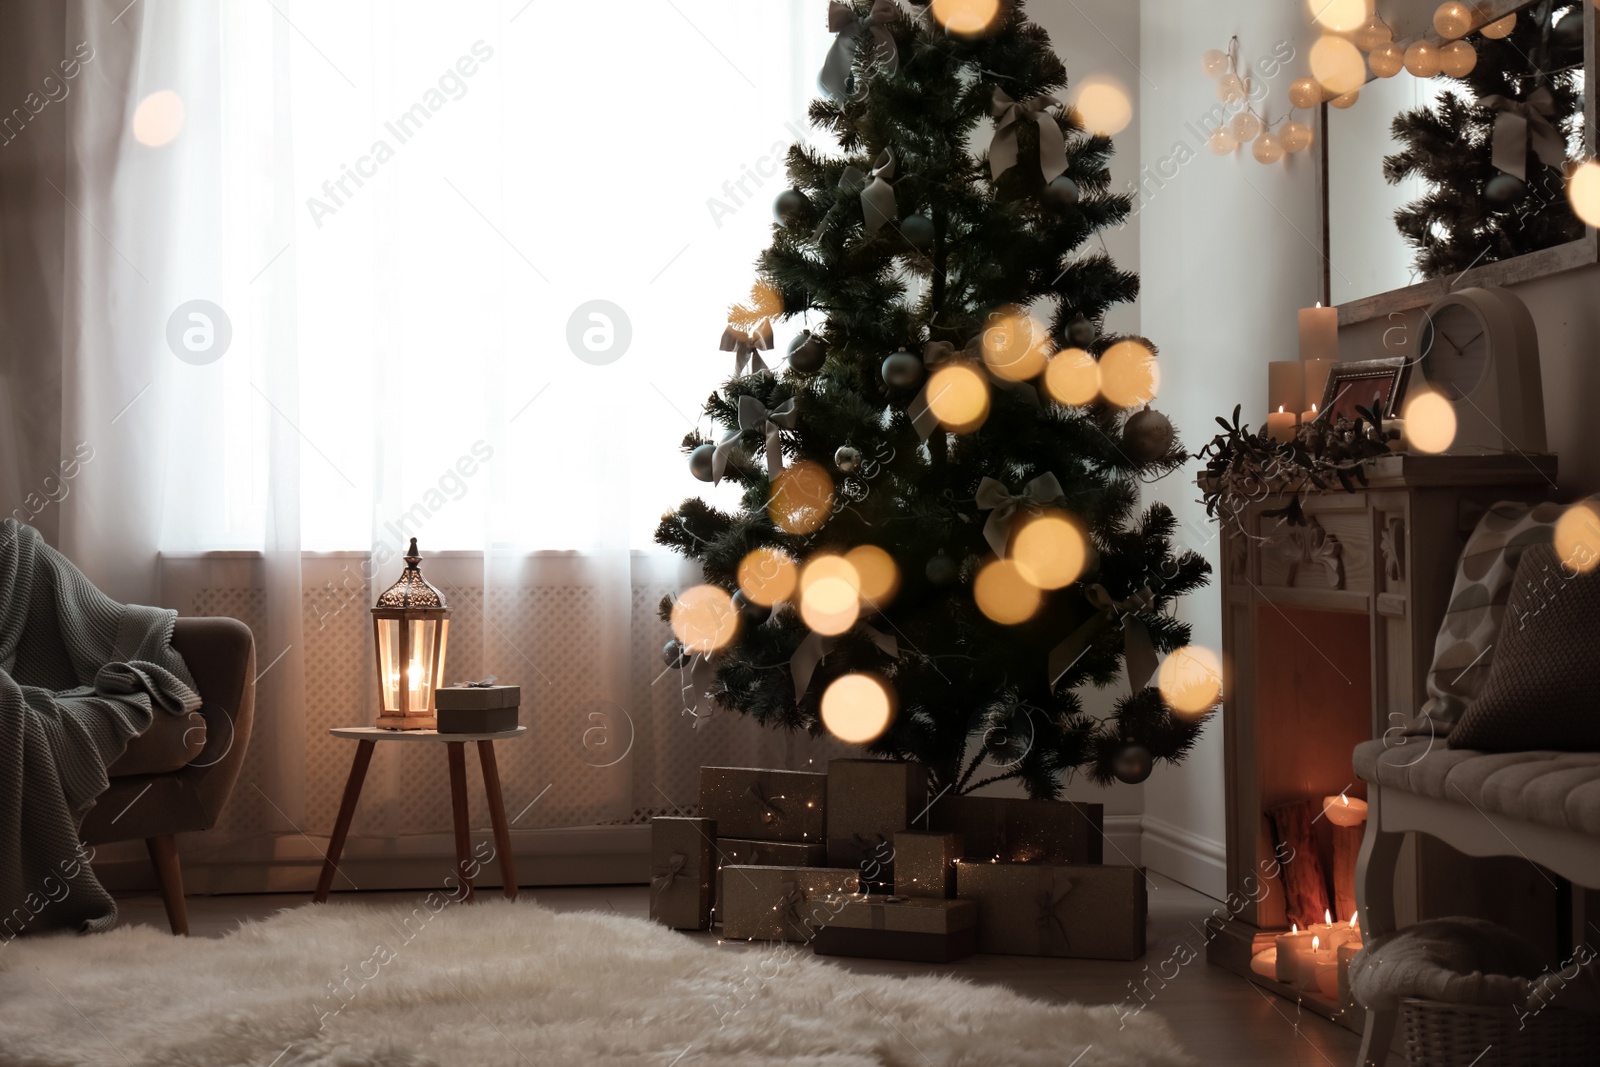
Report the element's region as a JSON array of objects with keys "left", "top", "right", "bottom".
[{"left": 649, "top": 759, "right": 1146, "bottom": 963}]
